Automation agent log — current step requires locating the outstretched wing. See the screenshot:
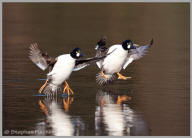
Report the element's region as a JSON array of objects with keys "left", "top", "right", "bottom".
[
  {"left": 95, "top": 47, "right": 108, "bottom": 69},
  {"left": 95, "top": 36, "right": 108, "bottom": 69},
  {"left": 28, "top": 43, "right": 57, "bottom": 71},
  {"left": 73, "top": 55, "right": 108, "bottom": 71},
  {"left": 123, "top": 39, "right": 153, "bottom": 69},
  {"left": 95, "top": 47, "right": 108, "bottom": 57}
]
